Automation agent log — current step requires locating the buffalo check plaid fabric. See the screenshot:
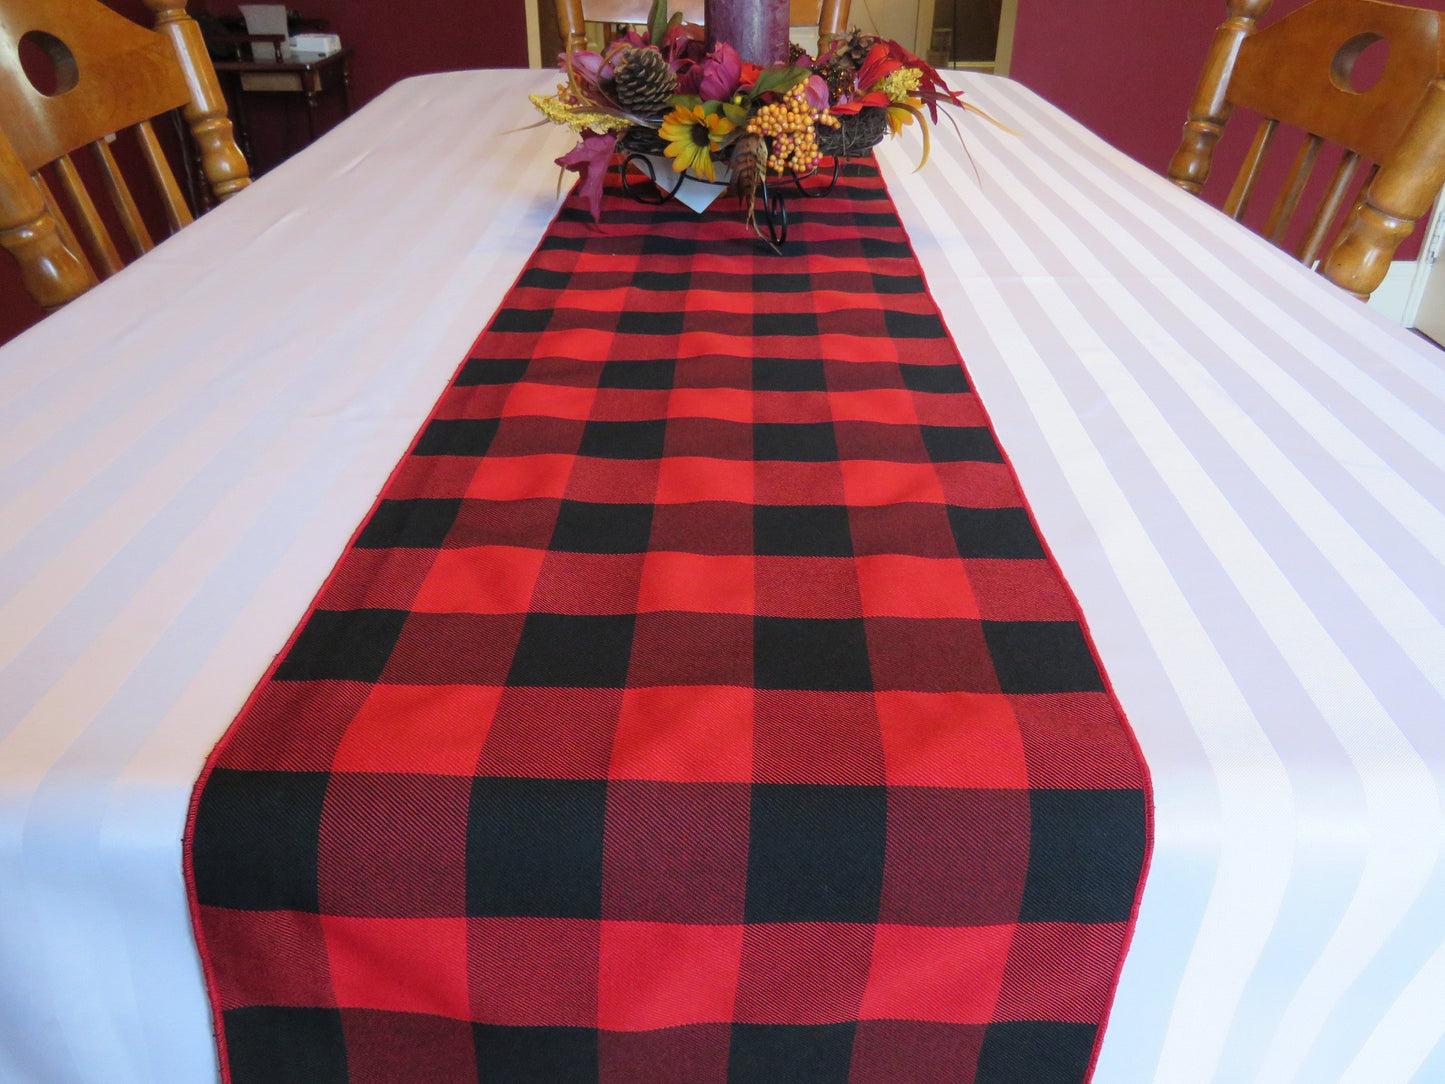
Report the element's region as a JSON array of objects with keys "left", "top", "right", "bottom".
[{"left": 186, "top": 161, "right": 1152, "bottom": 1084}]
